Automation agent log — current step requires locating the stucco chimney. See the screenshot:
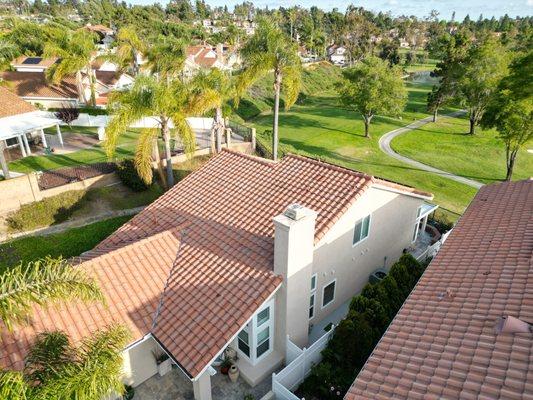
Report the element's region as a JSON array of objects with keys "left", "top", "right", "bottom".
[
  {"left": 216, "top": 43, "right": 224, "bottom": 64},
  {"left": 273, "top": 204, "right": 316, "bottom": 349}
]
